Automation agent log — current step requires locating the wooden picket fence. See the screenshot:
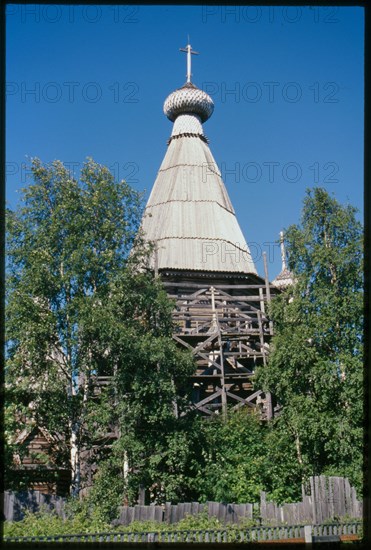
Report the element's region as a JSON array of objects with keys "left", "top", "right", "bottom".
[
  {"left": 3, "top": 489, "right": 66, "bottom": 522},
  {"left": 3, "top": 522, "right": 362, "bottom": 544},
  {"left": 3, "top": 475, "right": 362, "bottom": 526},
  {"left": 114, "top": 475, "right": 362, "bottom": 526},
  {"left": 260, "top": 475, "right": 362, "bottom": 525},
  {"left": 115, "top": 501, "right": 253, "bottom": 526}
]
